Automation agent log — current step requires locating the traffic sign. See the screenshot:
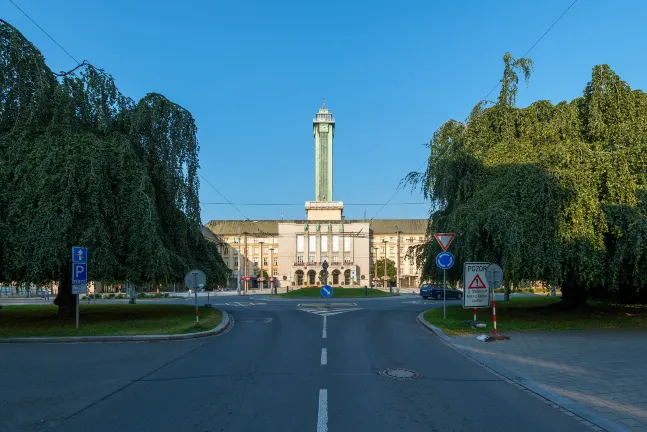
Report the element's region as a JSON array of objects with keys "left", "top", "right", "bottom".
[
  {"left": 463, "top": 262, "right": 490, "bottom": 309},
  {"left": 72, "top": 246, "right": 88, "bottom": 263},
  {"left": 185, "top": 269, "right": 207, "bottom": 289},
  {"left": 321, "top": 284, "right": 333, "bottom": 298},
  {"left": 436, "top": 251, "right": 454, "bottom": 270},
  {"left": 486, "top": 263, "right": 503, "bottom": 289},
  {"left": 434, "top": 233, "right": 455, "bottom": 251}
]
